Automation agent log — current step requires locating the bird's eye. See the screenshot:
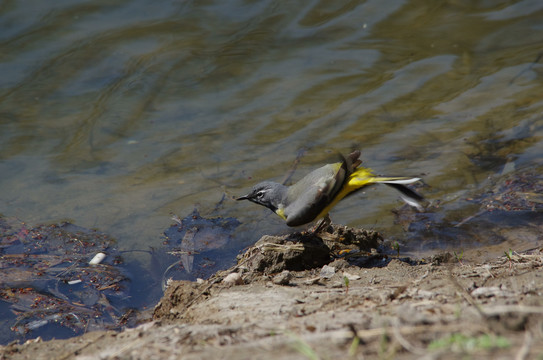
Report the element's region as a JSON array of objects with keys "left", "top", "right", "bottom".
[{"left": 256, "top": 191, "right": 265, "bottom": 198}]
